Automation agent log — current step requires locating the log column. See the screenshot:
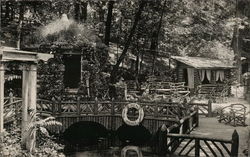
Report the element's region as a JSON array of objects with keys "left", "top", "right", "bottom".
[
  {"left": 21, "top": 65, "right": 29, "bottom": 147},
  {"left": 21, "top": 64, "right": 37, "bottom": 151},
  {"left": 0, "top": 63, "right": 4, "bottom": 134}
]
